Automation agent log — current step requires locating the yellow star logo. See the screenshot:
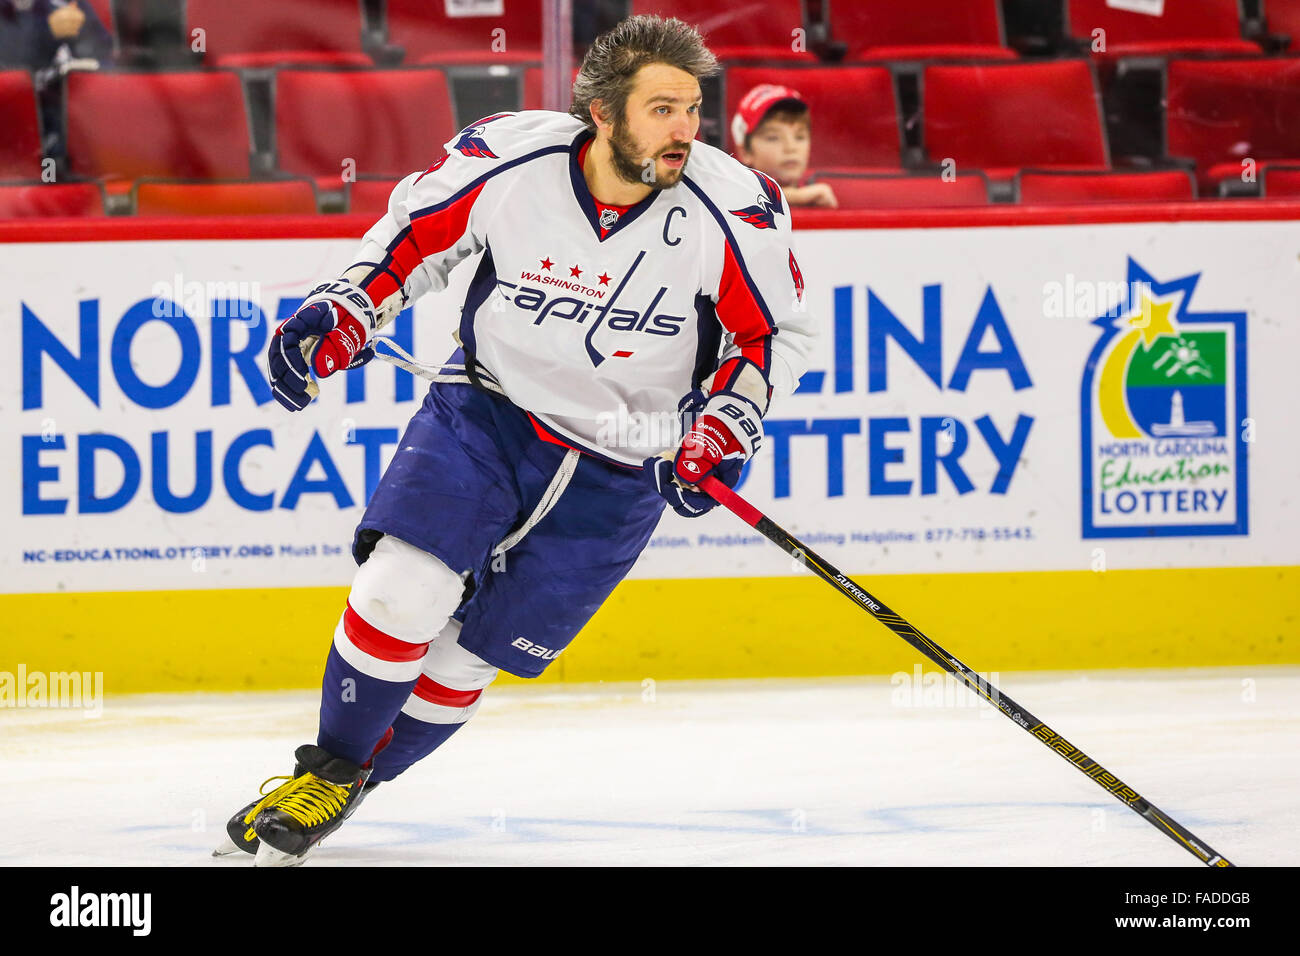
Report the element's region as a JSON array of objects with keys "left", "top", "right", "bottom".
[{"left": 1117, "top": 292, "right": 1178, "bottom": 349}]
